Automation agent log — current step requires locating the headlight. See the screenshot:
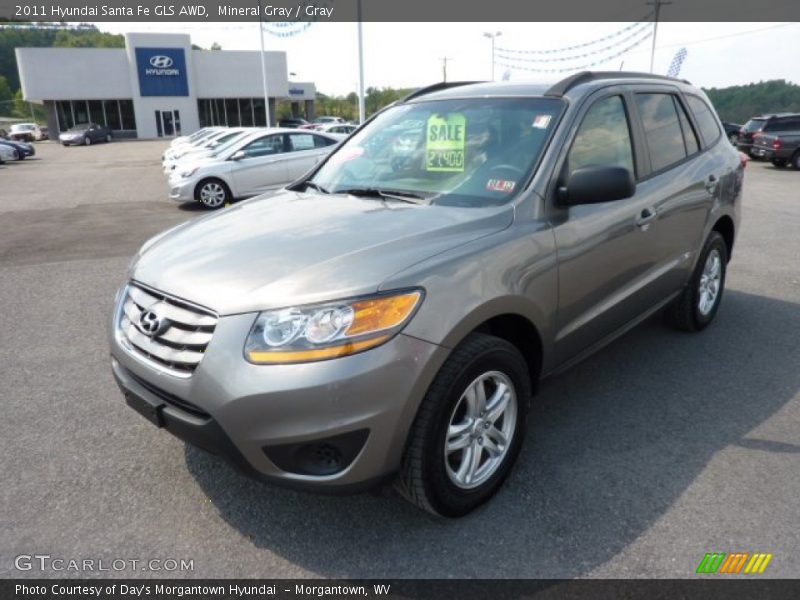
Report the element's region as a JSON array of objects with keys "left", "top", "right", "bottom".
[
  {"left": 245, "top": 289, "right": 423, "bottom": 364},
  {"left": 180, "top": 167, "right": 199, "bottom": 178}
]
